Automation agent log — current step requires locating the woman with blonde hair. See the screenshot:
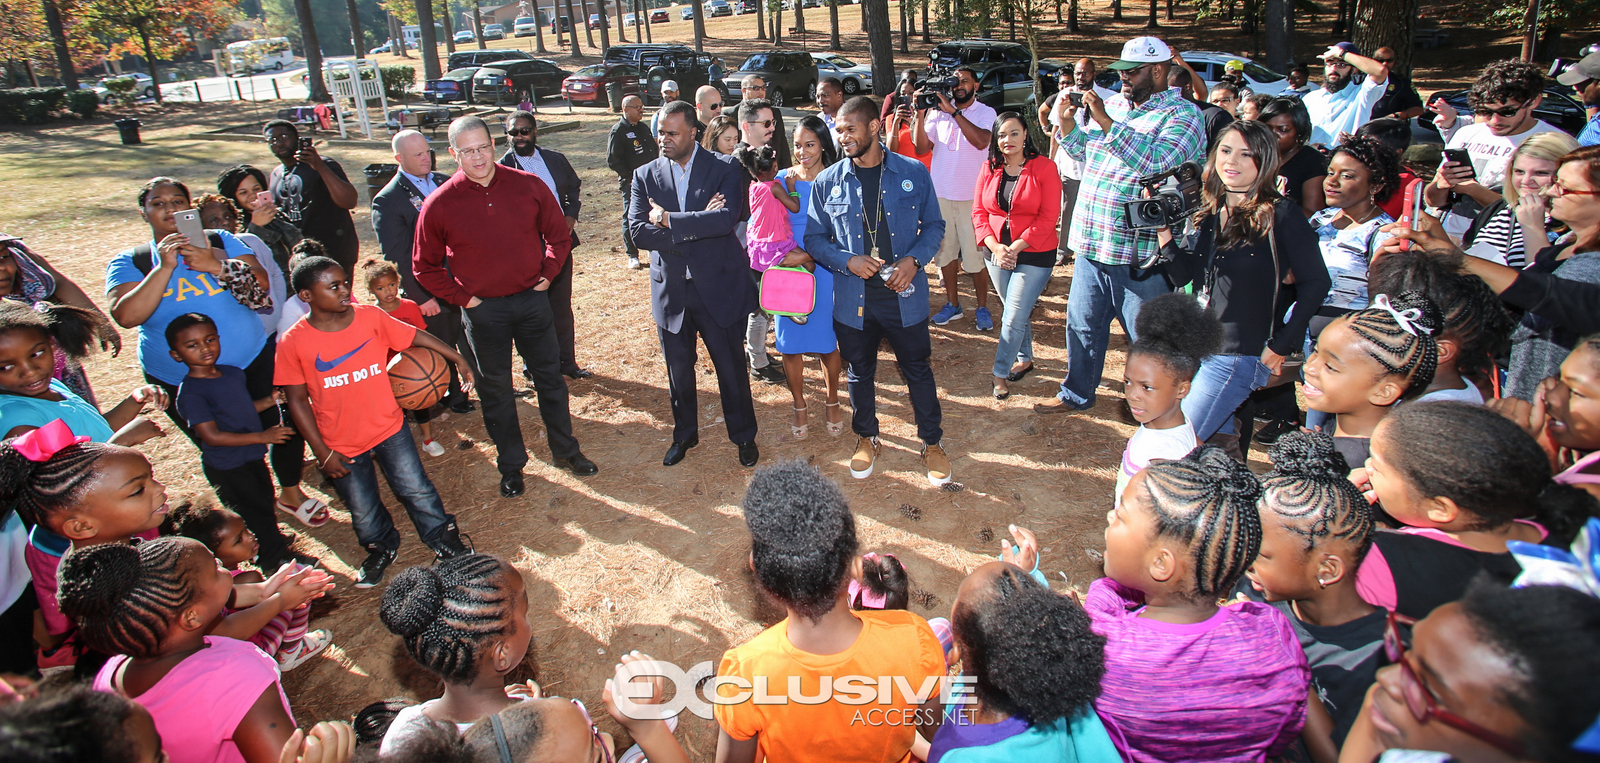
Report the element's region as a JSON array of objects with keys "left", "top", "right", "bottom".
[{"left": 1462, "top": 131, "right": 1580, "bottom": 268}]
